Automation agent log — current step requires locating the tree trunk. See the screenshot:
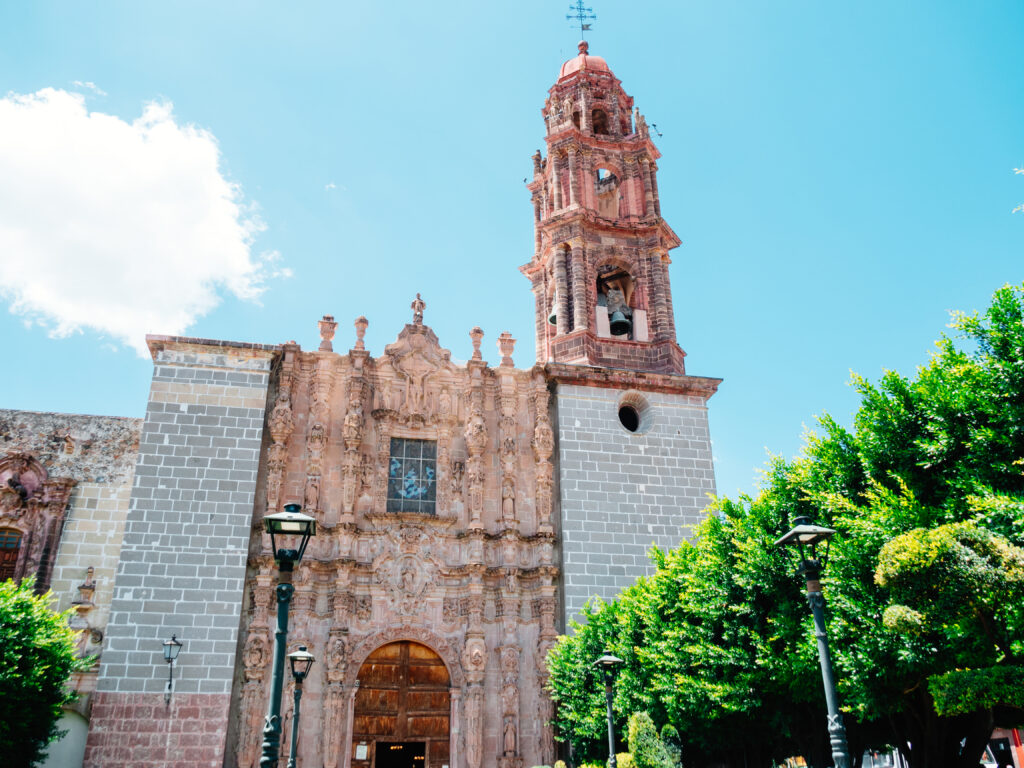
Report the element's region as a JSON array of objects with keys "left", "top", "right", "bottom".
[{"left": 888, "top": 691, "right": 995, "bottom": 768}]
